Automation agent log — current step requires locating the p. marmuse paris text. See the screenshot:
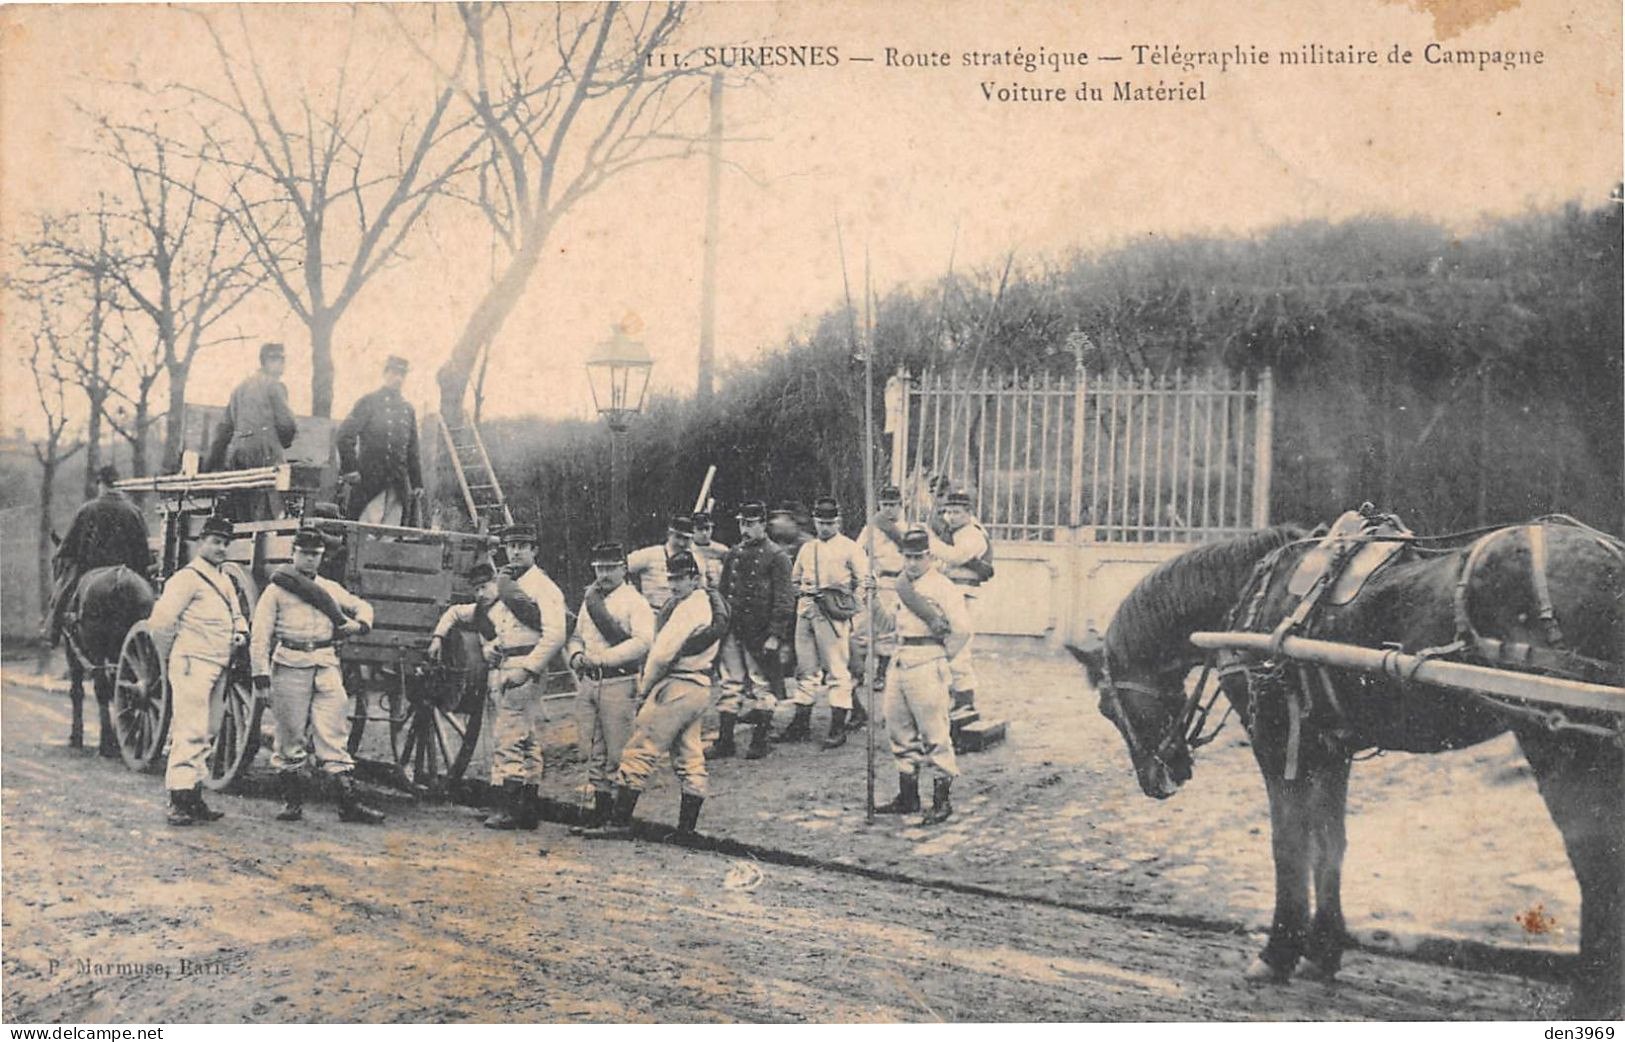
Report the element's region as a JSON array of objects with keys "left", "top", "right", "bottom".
[{"left": 980, "top": 79, "right": 1207, "bottom": 102}]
